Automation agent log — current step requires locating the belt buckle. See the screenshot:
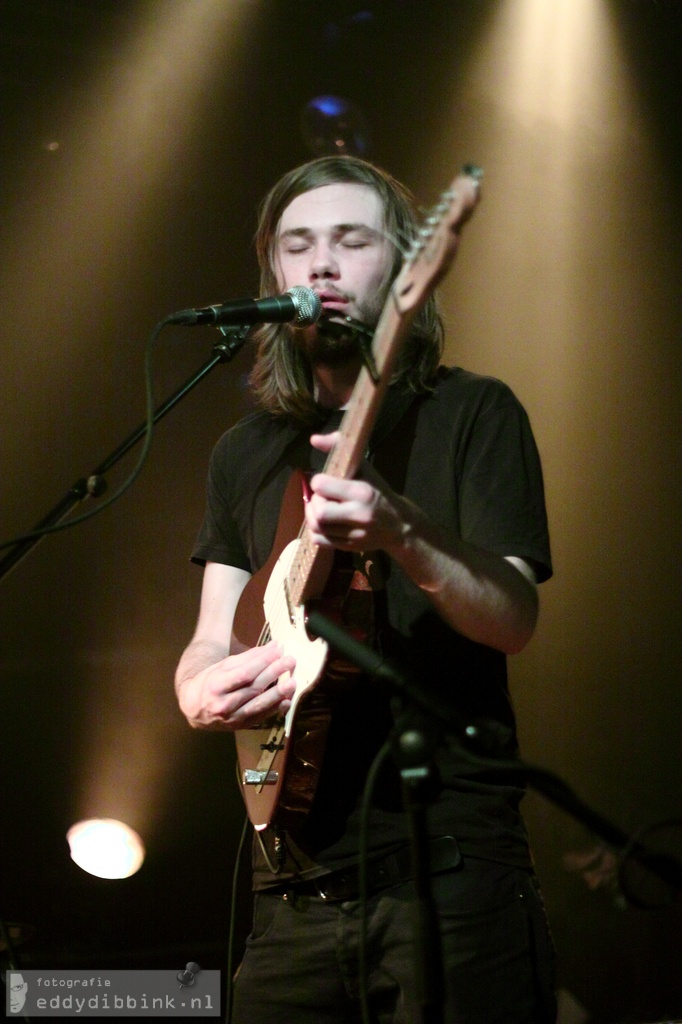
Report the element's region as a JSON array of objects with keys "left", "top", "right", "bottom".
[{"left": 315, "top": 874, "right": 352, "bottom": 901}]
